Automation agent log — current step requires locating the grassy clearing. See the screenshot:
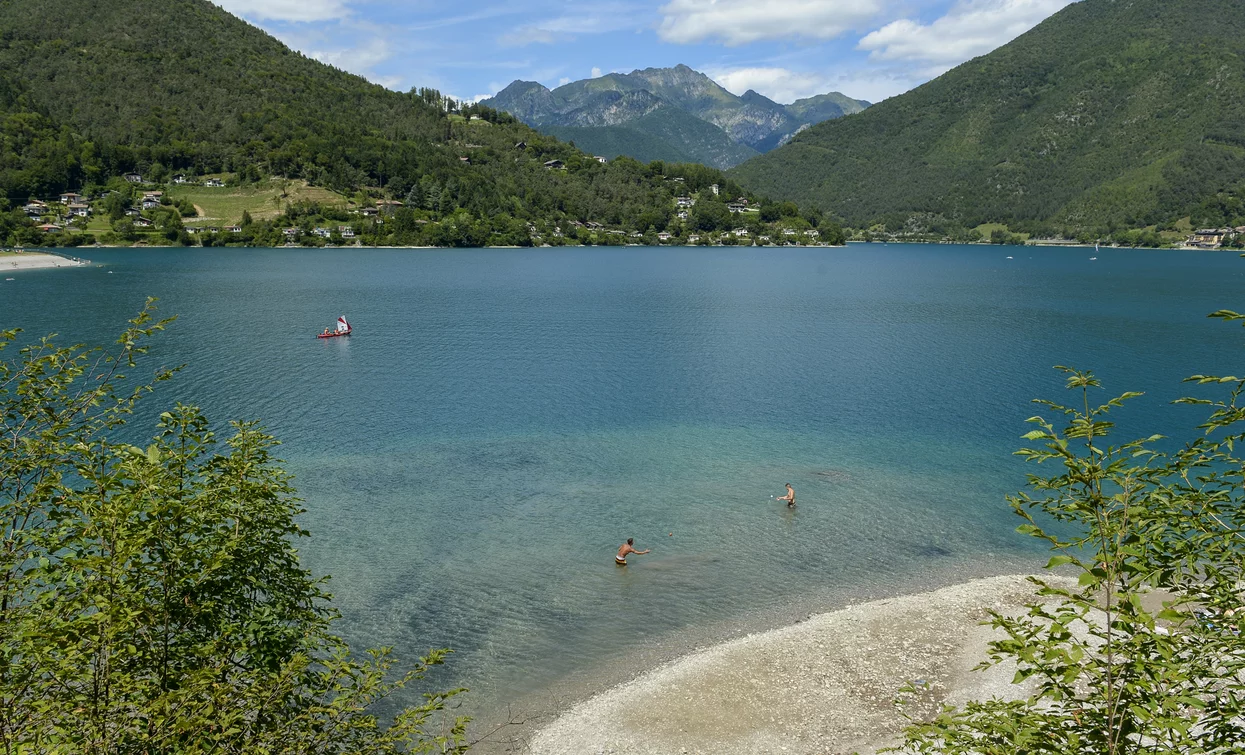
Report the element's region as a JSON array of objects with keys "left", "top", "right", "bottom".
[
  {"left": 973, "top": 222, "right": 1030, "bottom": 240},
  {"left": 168, "top": 179, "right": 351, "bottom": 225}
]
